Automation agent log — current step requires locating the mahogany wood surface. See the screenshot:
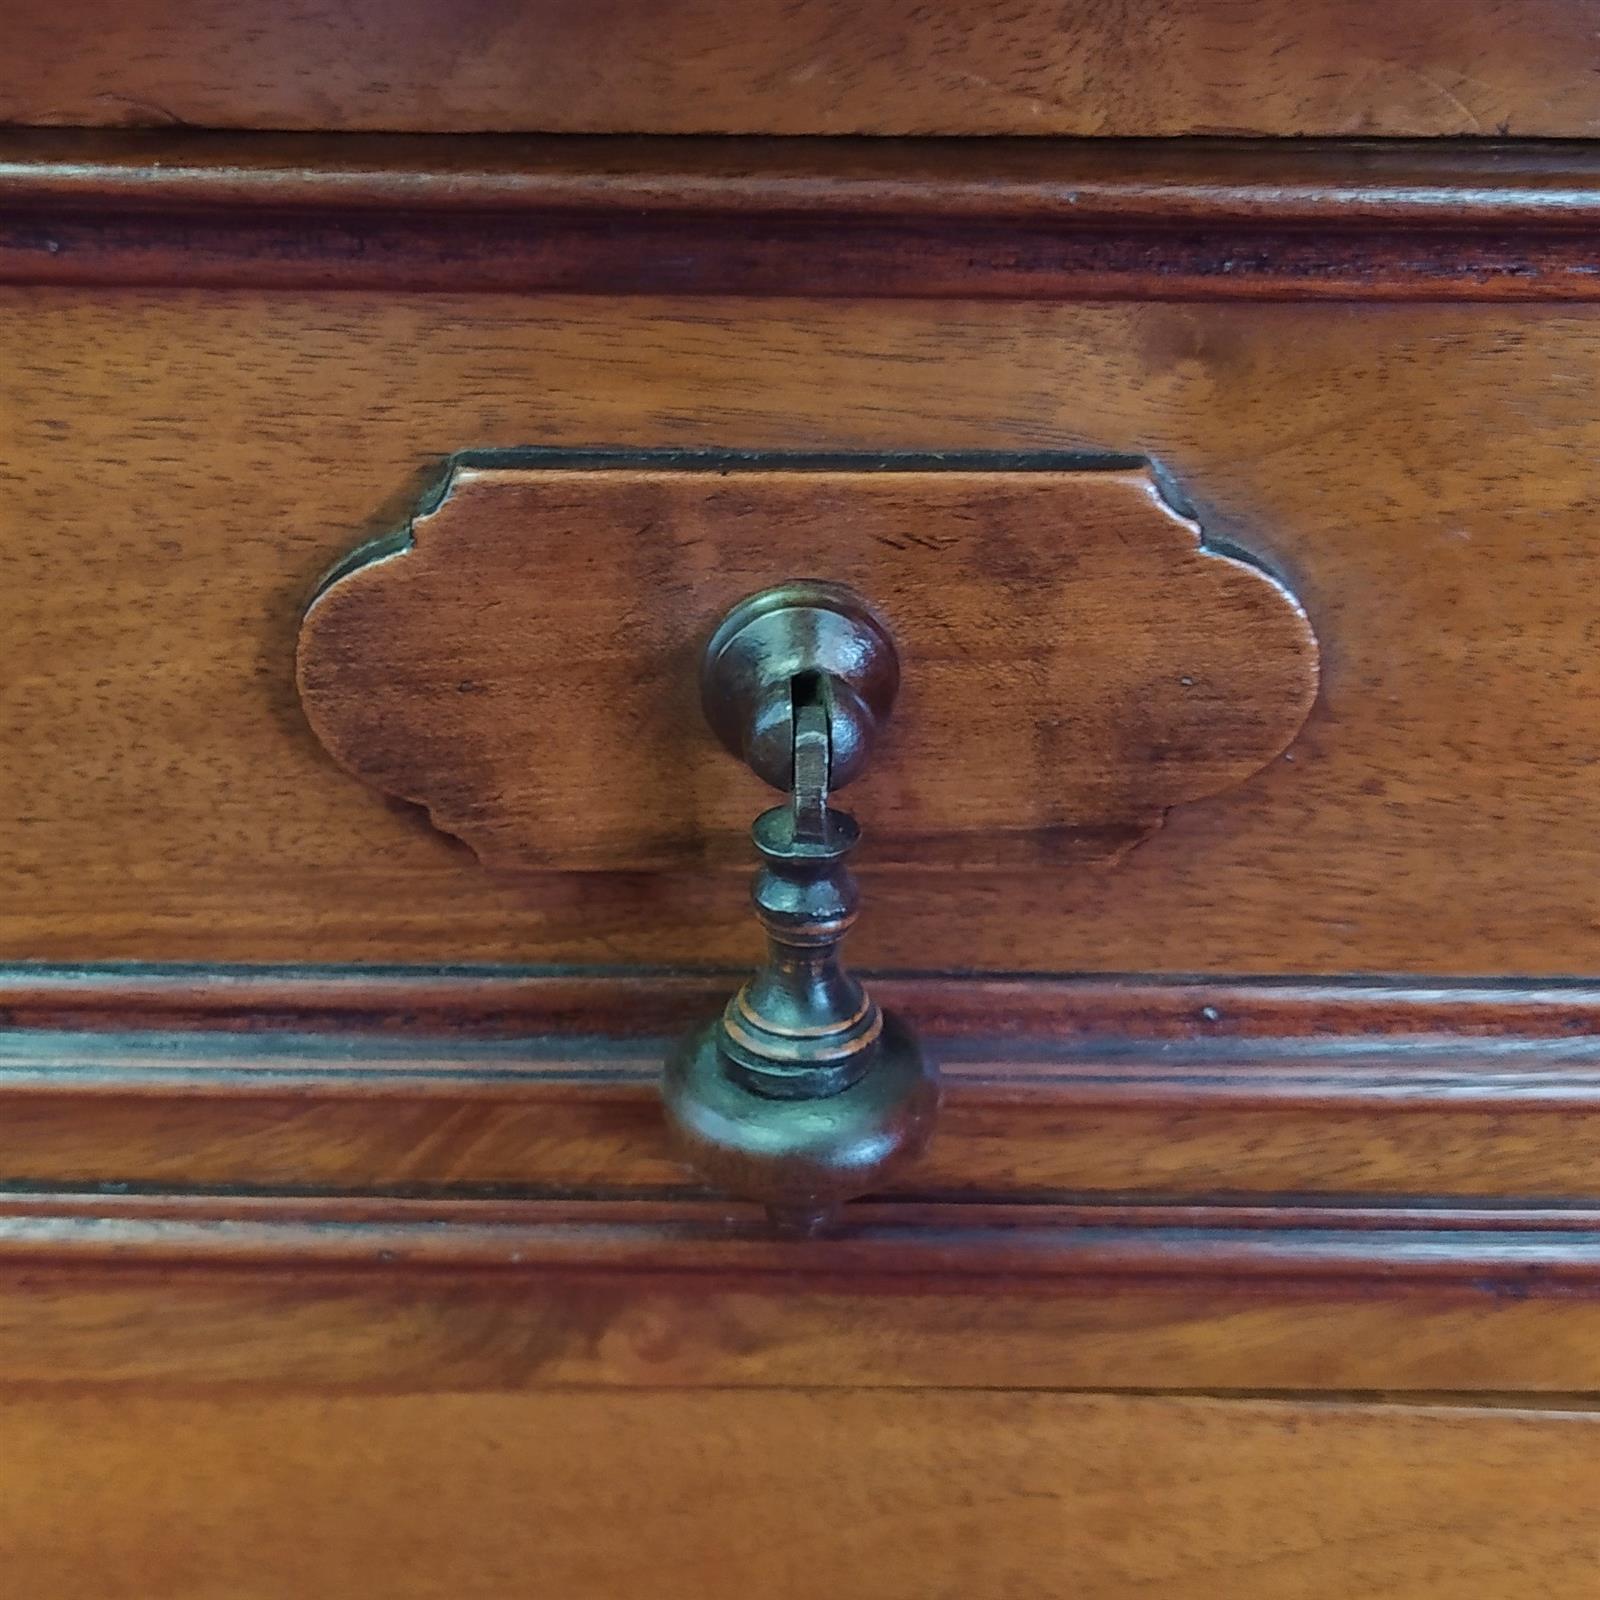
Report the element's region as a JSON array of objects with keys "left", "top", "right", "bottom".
[
  {"left": 14, "top": 133, "right": 1600, "bottom": 301},
  {"left": 13, "top": 1217, "right": 1600, "bottom": 1394},
  {"left": 12, "top": 1047, "right": 1598, "bottom": 1196},
  {"left": 0, "top": 1391, "right": 1594, "bottom": 1598},
  {"left": 4, "top": 2, "right": 1600, "bottom": 139},
  {"left": 297, "top": 457, "right": 1317, "bottom": 871},
  {"left": 0, "top": 969, "right": 1590, "bottom": 1396},
  {"left": 7, "top": 78, "right": 1600, "bottom": 1600},
  {"left": 4, "top": 967, "right": 1592, "bottom": 1039},
  {"left": 5, "top": 289, "right": 1600, "bottom": 971},
  {"left": 14, "top": 133, "right": 1600, "bottom": 223},
  {"left": 3, "top": 971, "right": 1600, "bottom": 1201},
  {"left": 4, "top": 1189, "right": 1600, "bottom": 1392}
]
